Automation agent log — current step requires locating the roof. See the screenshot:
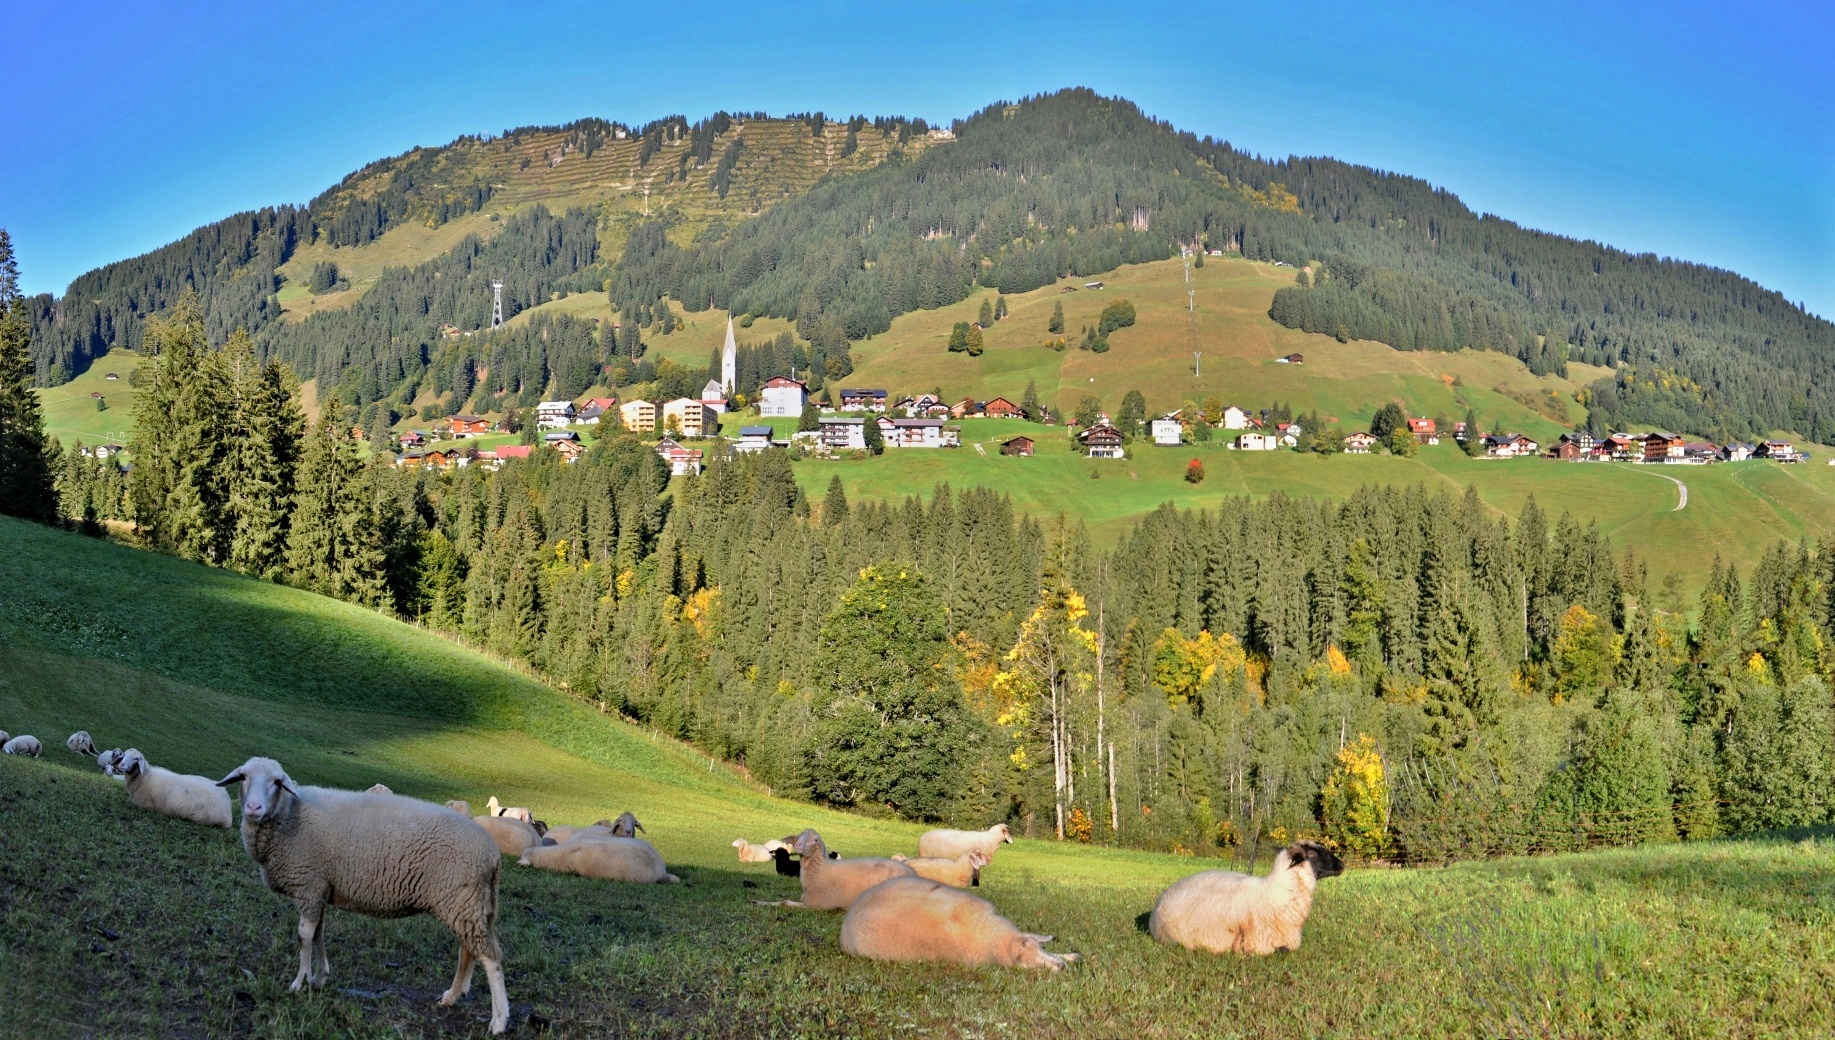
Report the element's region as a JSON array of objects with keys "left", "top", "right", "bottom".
[
  {"left": 452, "top": 414, "right": 484, "bottom": 423},
  {"left": 582, "top": 397, "right": 617, "bottom": 409},
  {"left": 740, "top": 426, "right": 773, "bottom": 436},
  {"left": 543, "top": 431, "right": 579, "bottom": 442},
  {"left": 1647, "top": 431, "right": 1681, "bottom": 440},
  {"left": 892, "top": 419, "right": 944, "bottom": 428},
  {"left": 537, "top": 400, "right": 575, "bottom": 410},
  {"left": 1003, "top": 435, "right": 1034, "bottom": 445},
  {"left": 496, "top": 445, "right": 533, "bottom": 459},
  {"left": 764, "top": 376, "right": 807, "bottom": 389},
  {"left": 839, "top": 388, "right": 888, "bottom": 398},
  {"left": 820, "top": 416, "right": 866, "bottom": 425},
  {"left": 1407, "top": 418, "right": 1436, "bottom": 432}
]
